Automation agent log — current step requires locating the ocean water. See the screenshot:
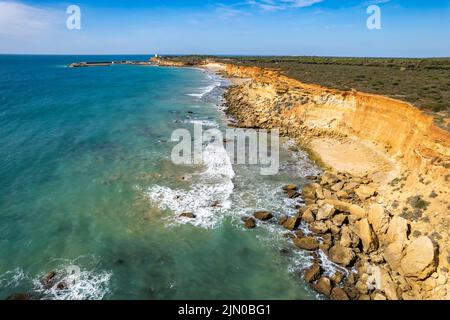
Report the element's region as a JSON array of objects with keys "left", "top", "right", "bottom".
[{"left": 0, "top": 55, "right": 325, "bottom": 300}]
